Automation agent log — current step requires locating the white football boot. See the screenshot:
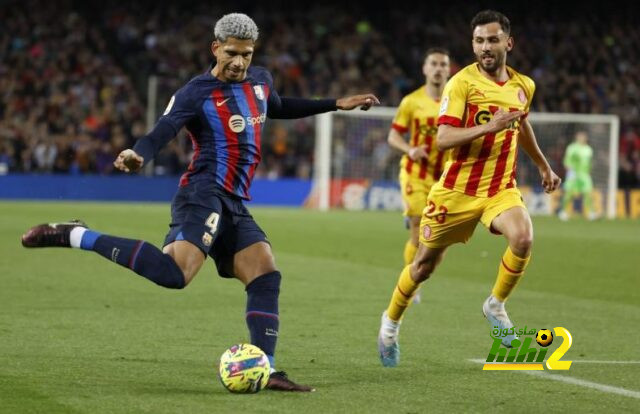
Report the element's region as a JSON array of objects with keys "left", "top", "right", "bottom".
[
  {"left": 482, "top": 295, "right": 518, "bottom": 347},
  {"left": 378, "top": 311, "right": 400, "bottom": 367}
]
